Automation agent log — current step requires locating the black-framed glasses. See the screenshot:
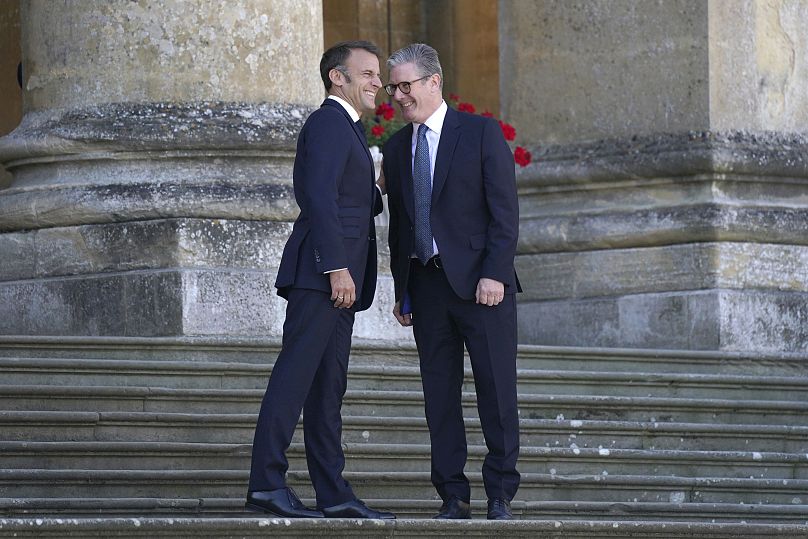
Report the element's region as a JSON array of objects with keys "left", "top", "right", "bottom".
[{"left": 384, "top": 75, "right": 430, "bottom": 96}]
